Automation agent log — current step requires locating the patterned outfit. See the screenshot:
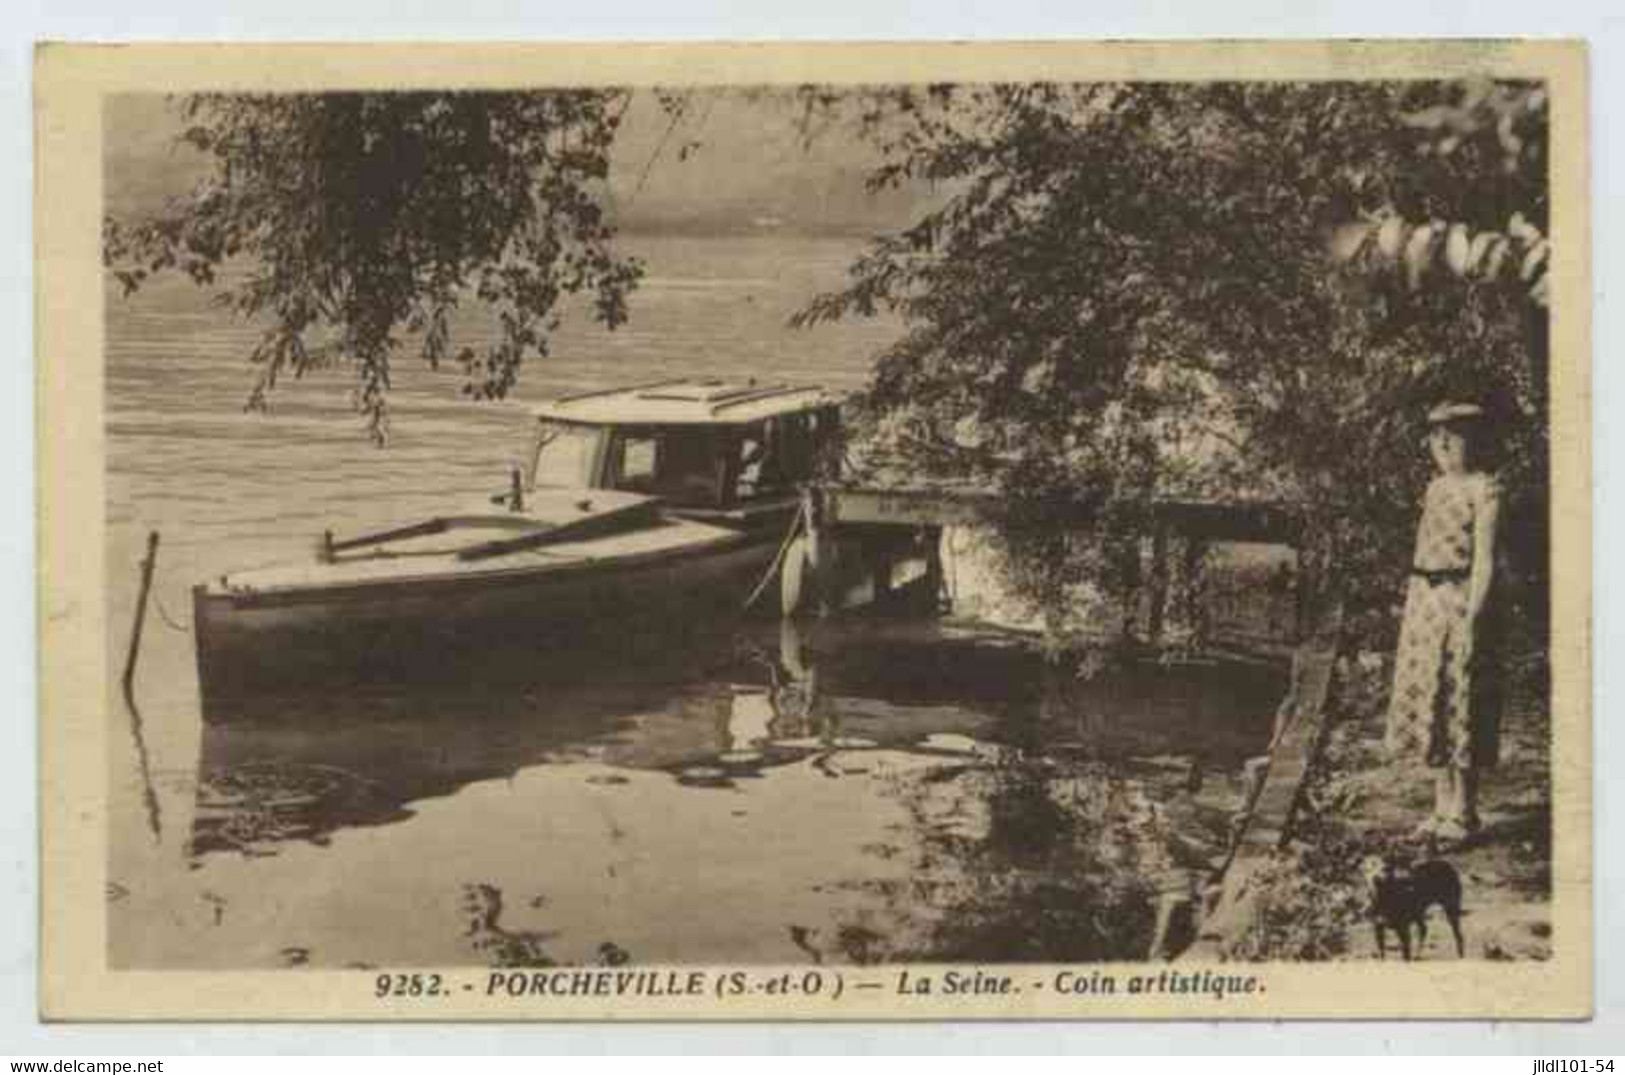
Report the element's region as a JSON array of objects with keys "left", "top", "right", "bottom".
[{"left": 1386, "top": 472, "right": 1501, "bottom": 770}]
